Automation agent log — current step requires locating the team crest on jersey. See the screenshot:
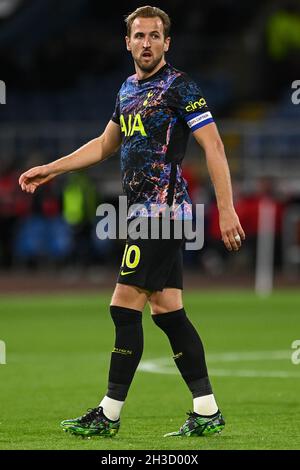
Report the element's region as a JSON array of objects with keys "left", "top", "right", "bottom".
[
  {"left": 120, "top": 113, "right": 147, "bottom": 137},
  {"left": 143, "top": 91, "right": 154, "bottom": 106}
]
